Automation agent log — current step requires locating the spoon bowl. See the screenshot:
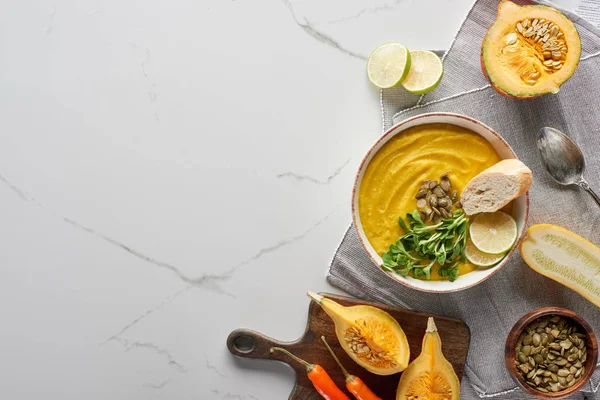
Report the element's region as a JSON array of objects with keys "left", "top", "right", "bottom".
[{"left": 537, "top": 127, "right": 600, "bottom": 207}]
